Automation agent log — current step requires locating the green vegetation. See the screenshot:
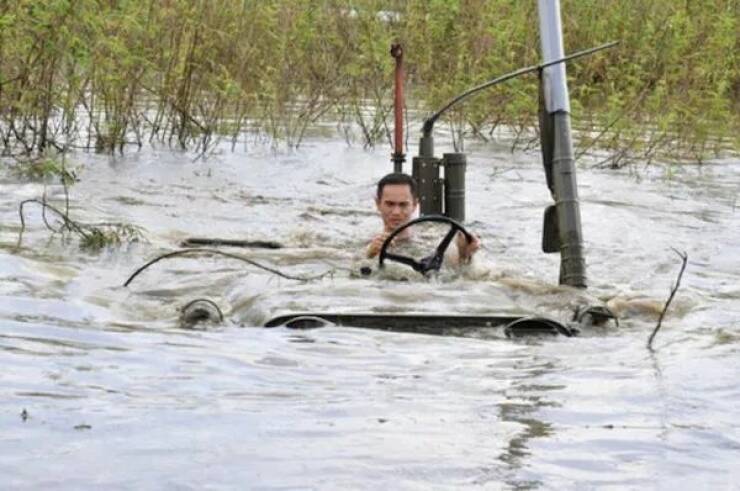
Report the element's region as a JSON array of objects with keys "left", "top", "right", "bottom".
[
  {"left": 9, "top": 155, "right": 78, "bottom": 183},
  {"left": 0, "top": 0, "right": 737, "bottom": 164}
]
